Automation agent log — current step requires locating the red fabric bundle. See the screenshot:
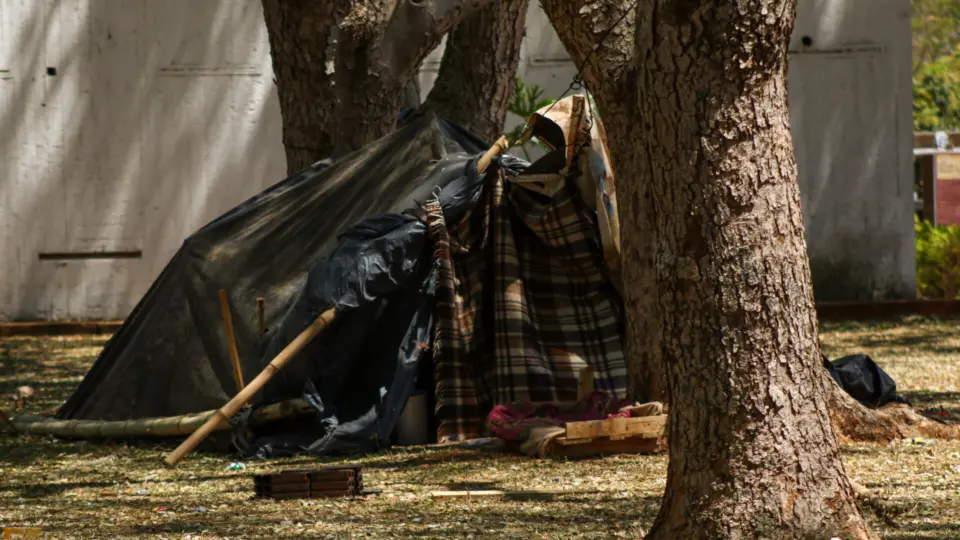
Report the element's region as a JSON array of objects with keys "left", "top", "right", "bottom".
[{"left": 485, "top": 391, "right": 635, "bottom": 441}]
